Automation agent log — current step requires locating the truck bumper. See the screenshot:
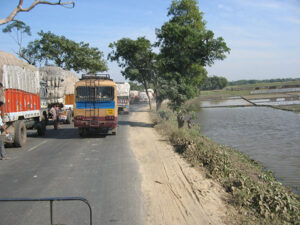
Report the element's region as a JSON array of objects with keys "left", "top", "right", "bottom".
[{"left": 74, "top": 117, "right": 117, "bottom": 129}]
